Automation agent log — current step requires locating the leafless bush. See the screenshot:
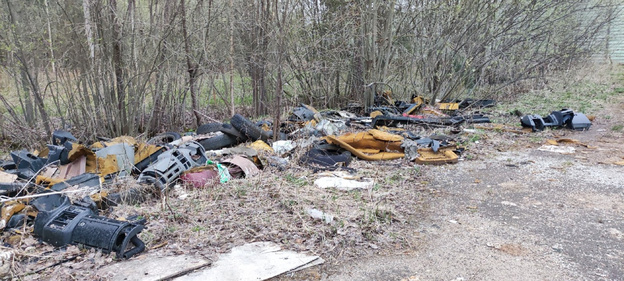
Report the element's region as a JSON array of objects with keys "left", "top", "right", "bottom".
[{"left": 0, "top": 0, "right": 618, "bottom": 142}]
